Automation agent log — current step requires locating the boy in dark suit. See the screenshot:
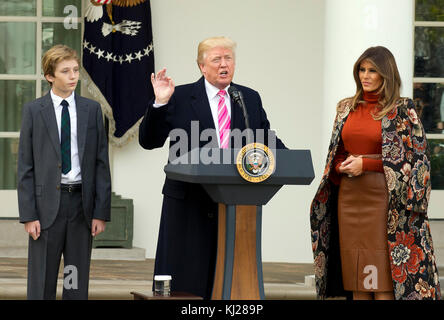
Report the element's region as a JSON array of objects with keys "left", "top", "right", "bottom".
[{"left": 17, "top": 45, "right": 111, "bottom": 299}]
